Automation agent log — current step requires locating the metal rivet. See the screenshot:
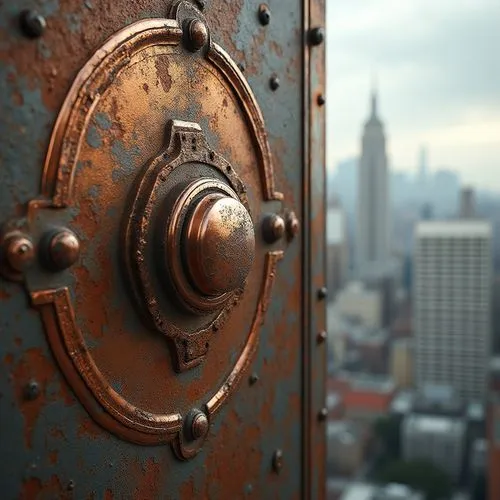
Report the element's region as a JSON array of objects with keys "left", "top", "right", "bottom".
[
  {"left": 249, "top": 373, "right": 259, "bottom": 385},
  {"left": 309, "top": 27, "right": 324, "bottom": 46},
  {"left": 45, "top": 229, "right": 80, "bottom": 271},
  {"left": 185, "top": 18, "right": 208, "bottom": 52},
  {"left": 318, "top": 407, "right": 328, "bottom": 421},
  {"left": 269, "top": 75, "right": 280, "bottom": 91},
  {"left": 317, "top": 330, "right": 327, "bottom": 343},
  {"left": 20, "top": 10, "right": 46, "bottom": 39},
  {"left": 272, "top": 449, "right": 283, "bottom": 473},
  {"left": 285, "top": 211, "right": 300, "bottom": 240},
  {"left": 262, "top": 214, "right": 285, "bottom": 244},
  {"left": 317, "top": 287, "right": 328, "bottom": 300},
  {"left": 67, "top": 480, "right": 75, "bottom": 491},
  {"left": 258, "top": 4, "right": 271, "bottom": 26},
  {"left": 317, "top": 94, "right": 325, "bottom": 106},
  {"left": 187, "top": 409, "right": 209, "bottom": 441},
  {"left": 24, "top": 380, "right": 40, "bottom": 401},
  {"left": 5, "top": 235, "right": 35, "bottom": 273}
]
